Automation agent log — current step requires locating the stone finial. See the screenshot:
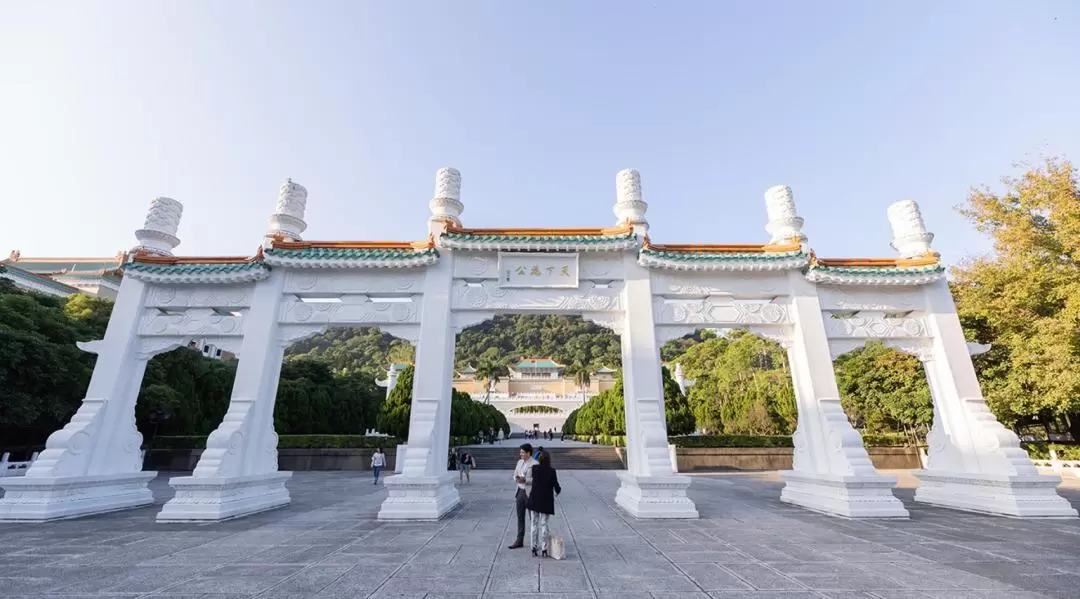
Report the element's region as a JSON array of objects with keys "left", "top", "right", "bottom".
[
  {"left": 764, "top": 185, "right": 805, "bottom": 244},
  {"left": 266, "top": 178, "right": 309, "bottom": 242},
  {"left": 7, "top": 249, "right": 20, "bottom": 261},
  {"left": 429, "top": 167, "right": 464, "bottom": 228},
  {"left": 133, "top": 197, "right": 183, "bottom": 256},
  {"left": 887, "top": 200, "right": 934, "bottom": 258},
  {"left": 613, "top": 169, "right": 648, "bottom": 228}
]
